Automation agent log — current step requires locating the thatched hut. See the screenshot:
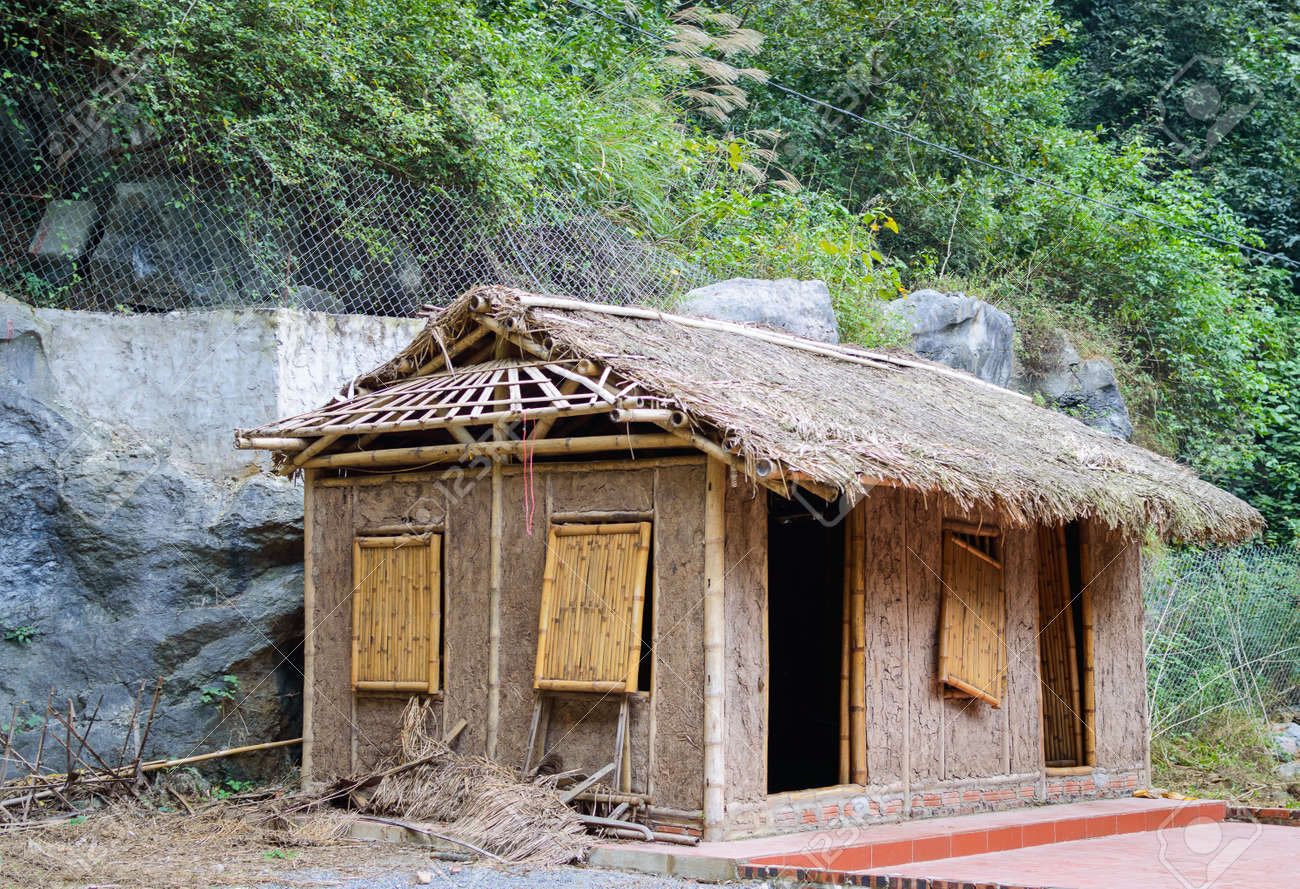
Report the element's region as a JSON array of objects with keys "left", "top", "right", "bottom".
[{"left": 236, "top": 286, "right": 1261, "bottom": 841}]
